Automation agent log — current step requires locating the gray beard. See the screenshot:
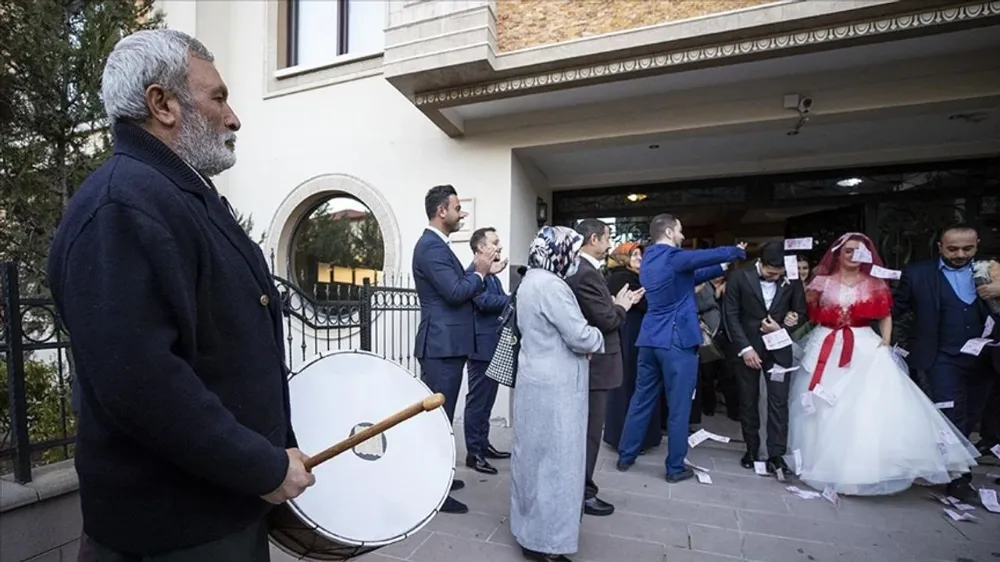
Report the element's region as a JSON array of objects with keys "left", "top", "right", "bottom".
[{"left": 174, "top": 108, "right": 236, "bottom": 178}]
